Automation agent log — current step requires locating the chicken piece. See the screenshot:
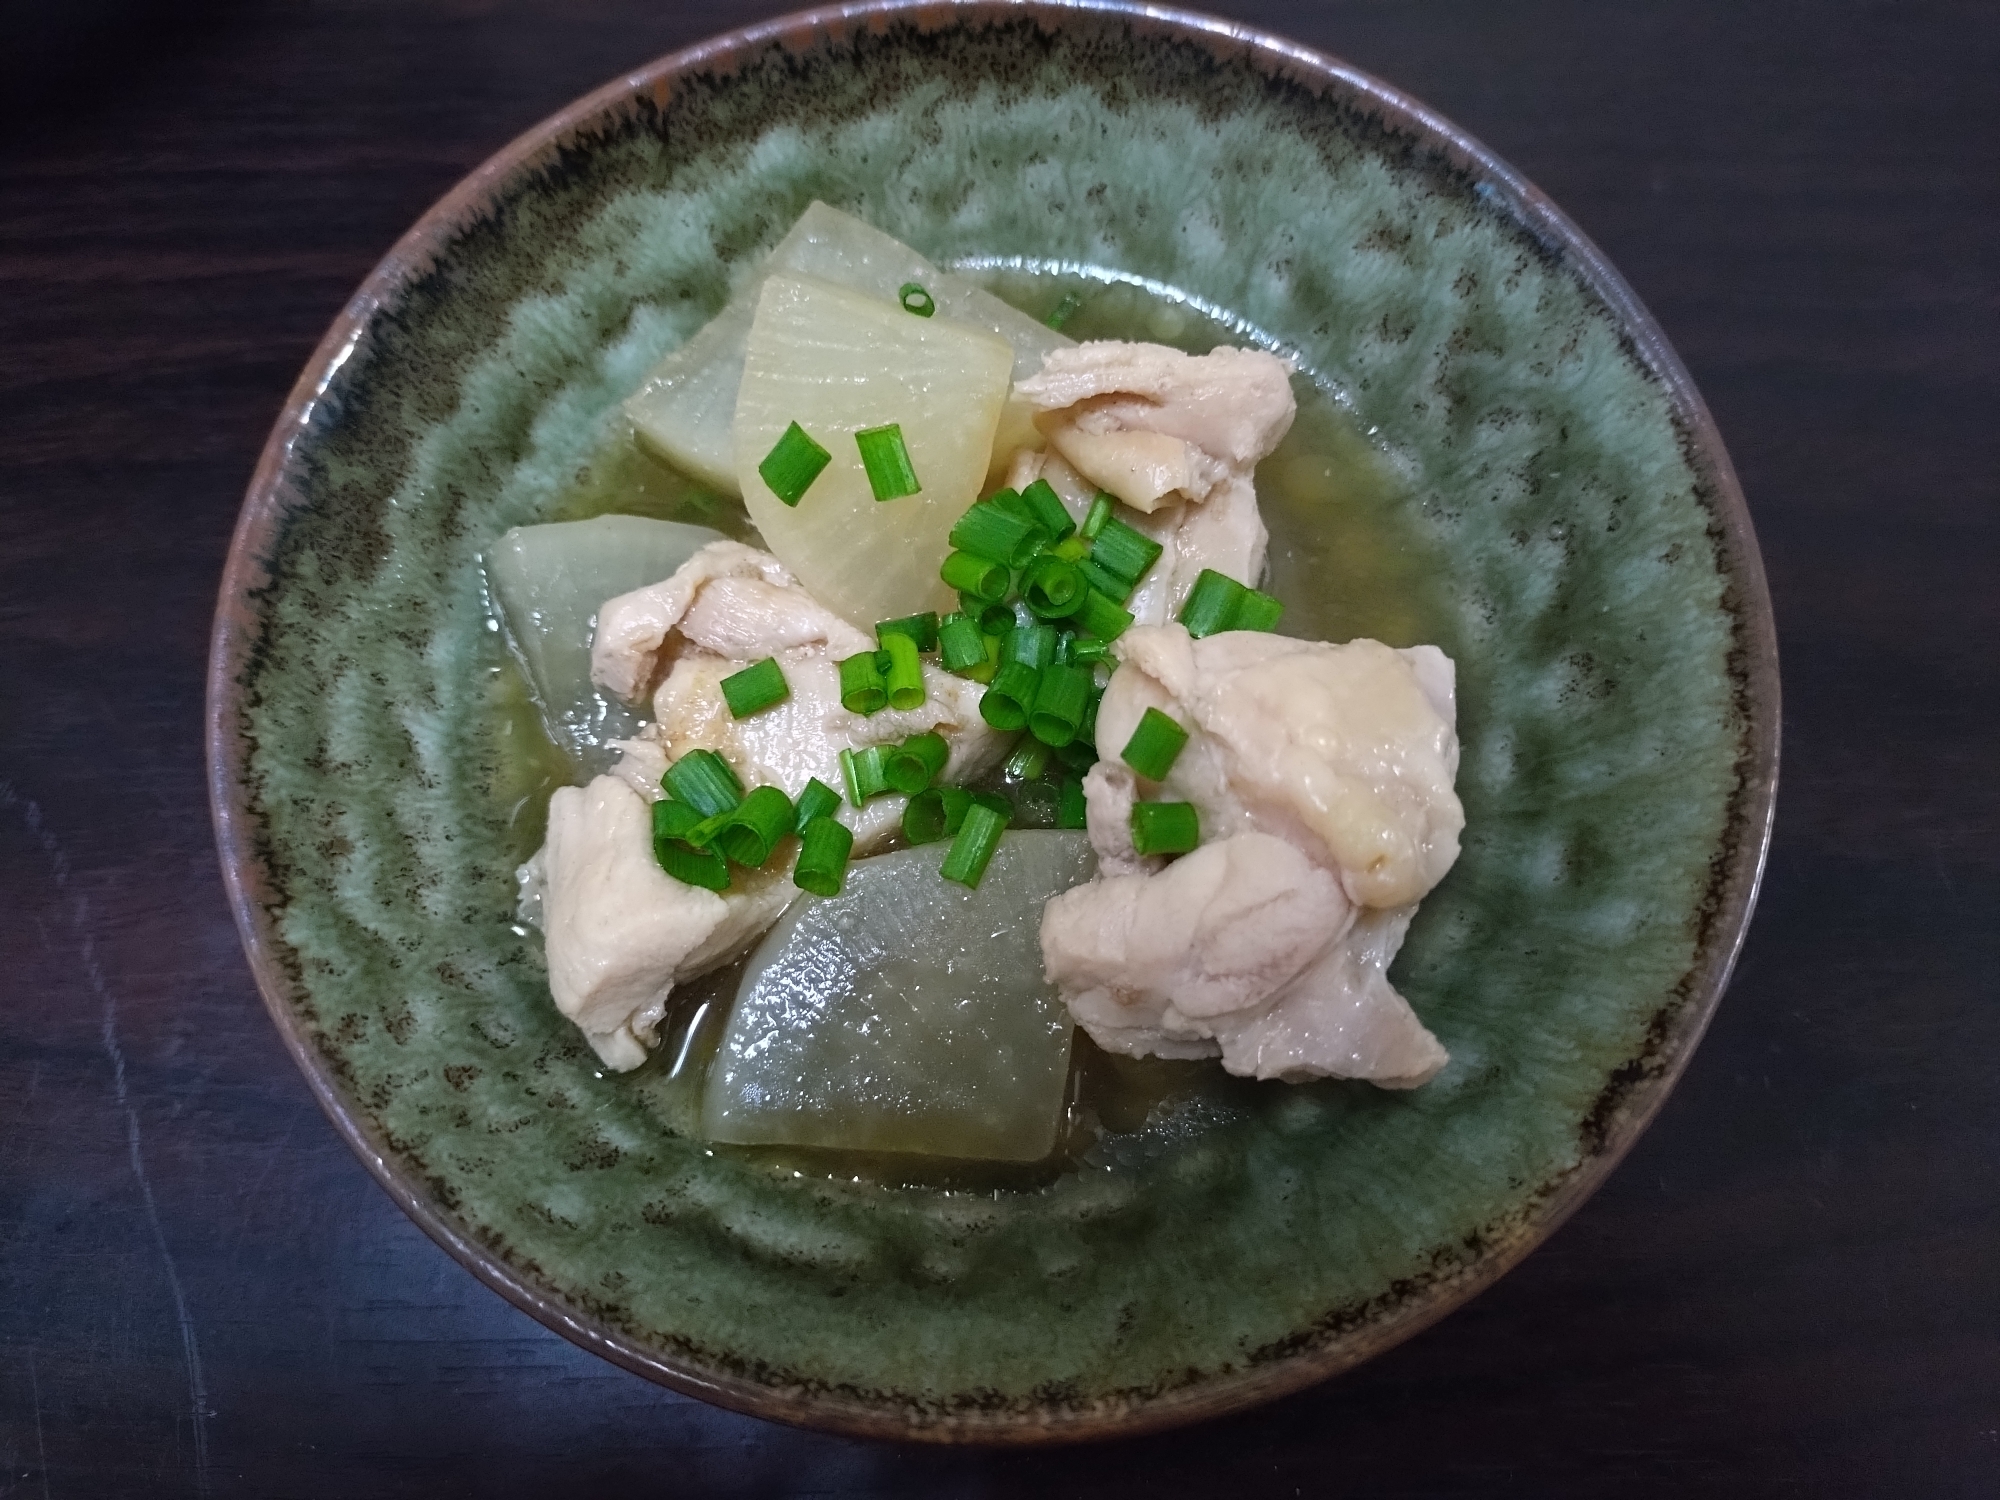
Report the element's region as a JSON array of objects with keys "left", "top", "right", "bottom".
[
  {"left": 1223, "top": 905, "right": 1448, "bottom": 1086},
  {"left": 531, "top": 774, "right": 794, "bottom": 1070},
  {"left": 1094, "top": 625, "right": 1462, "bottom": 910},
  {"left": 1040, "top": 623, "right": 1461, "bottom": 1088},
  {"left": 591, "top": 540, "right": 804, "bottom": 702},
  {"left": 1045, "top": 833, "right": 1347, "bottom": 1054},
  {"left": 1003, "top": 445, "right": 1097, "bottom": 523},
  {"left": 1011, "top": 342, "right": 1294, "bottom": 625},
  {"left": 1043, "top": 831, "right": 1447, "bottom": 1086},
  {"left": 1015, "top": 342, "right": 1297, "bottom": 511},
  {"left": 591, "top": 539, "right": 1005, "bottom": 853},
  {"left": 1079, "top": 760, "right": 1158, "bottom": 878}
]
